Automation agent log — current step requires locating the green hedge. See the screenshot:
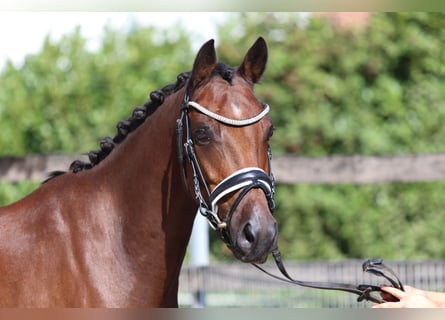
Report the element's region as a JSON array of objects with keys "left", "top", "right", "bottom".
[
  {"left": 216, "top": 13, "right": 445, "bottom": 260},
  {"left": 2, "top": 13, "right": 445, "bottom": 260}
]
